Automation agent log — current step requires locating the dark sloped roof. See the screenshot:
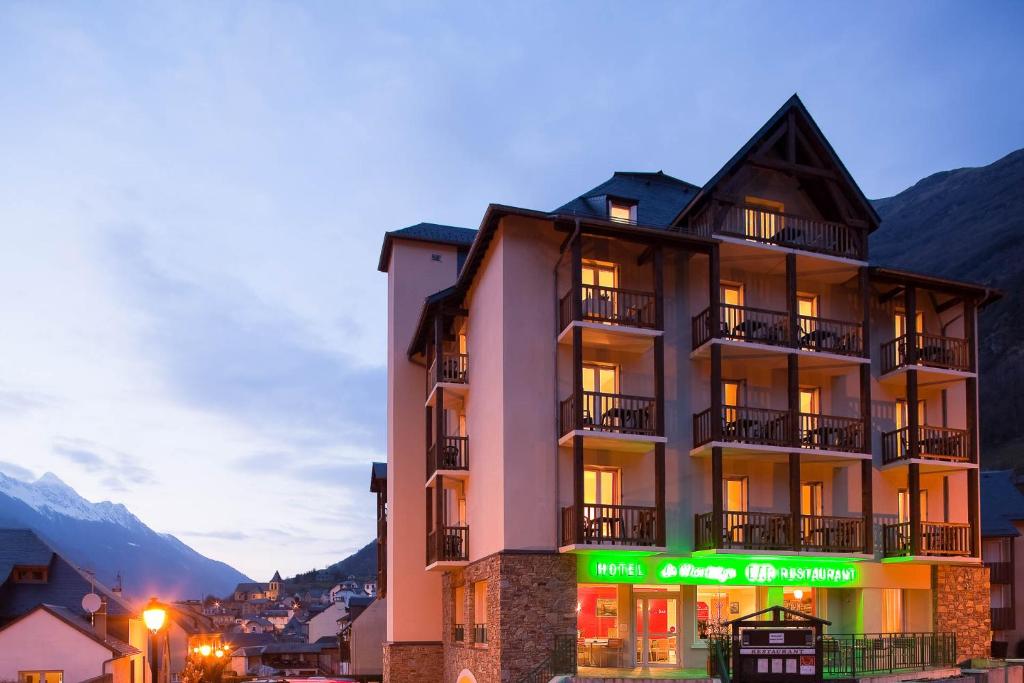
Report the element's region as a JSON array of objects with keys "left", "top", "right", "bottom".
[
  {"left": 233, "top": 581, "right": 269, "bottom": 594},
  {"left": 982, "top": 470, "right": 1024, "bottom": 537},
  {"left": 377, "top": 222, "right": 477, "bottom": 272},
  {"left": 0, "top": 529, "right": 134, "bottom": 622},
  {"left": 271, "top": 571, "right": 282, "bottom": 582},
  {"left": 556, "top": 171, "right": 699, "bottom": 228},
  {"left": 370, "top": 461, "right": 387, "bottom": 493},
  {"left": 347, "top": 596, "right": 374, "bottom": 608}
]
